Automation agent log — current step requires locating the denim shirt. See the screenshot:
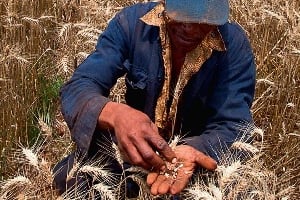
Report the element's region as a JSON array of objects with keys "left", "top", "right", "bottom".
[{"left": 60, "top": 2, "right": 256, "bottom": 161}]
